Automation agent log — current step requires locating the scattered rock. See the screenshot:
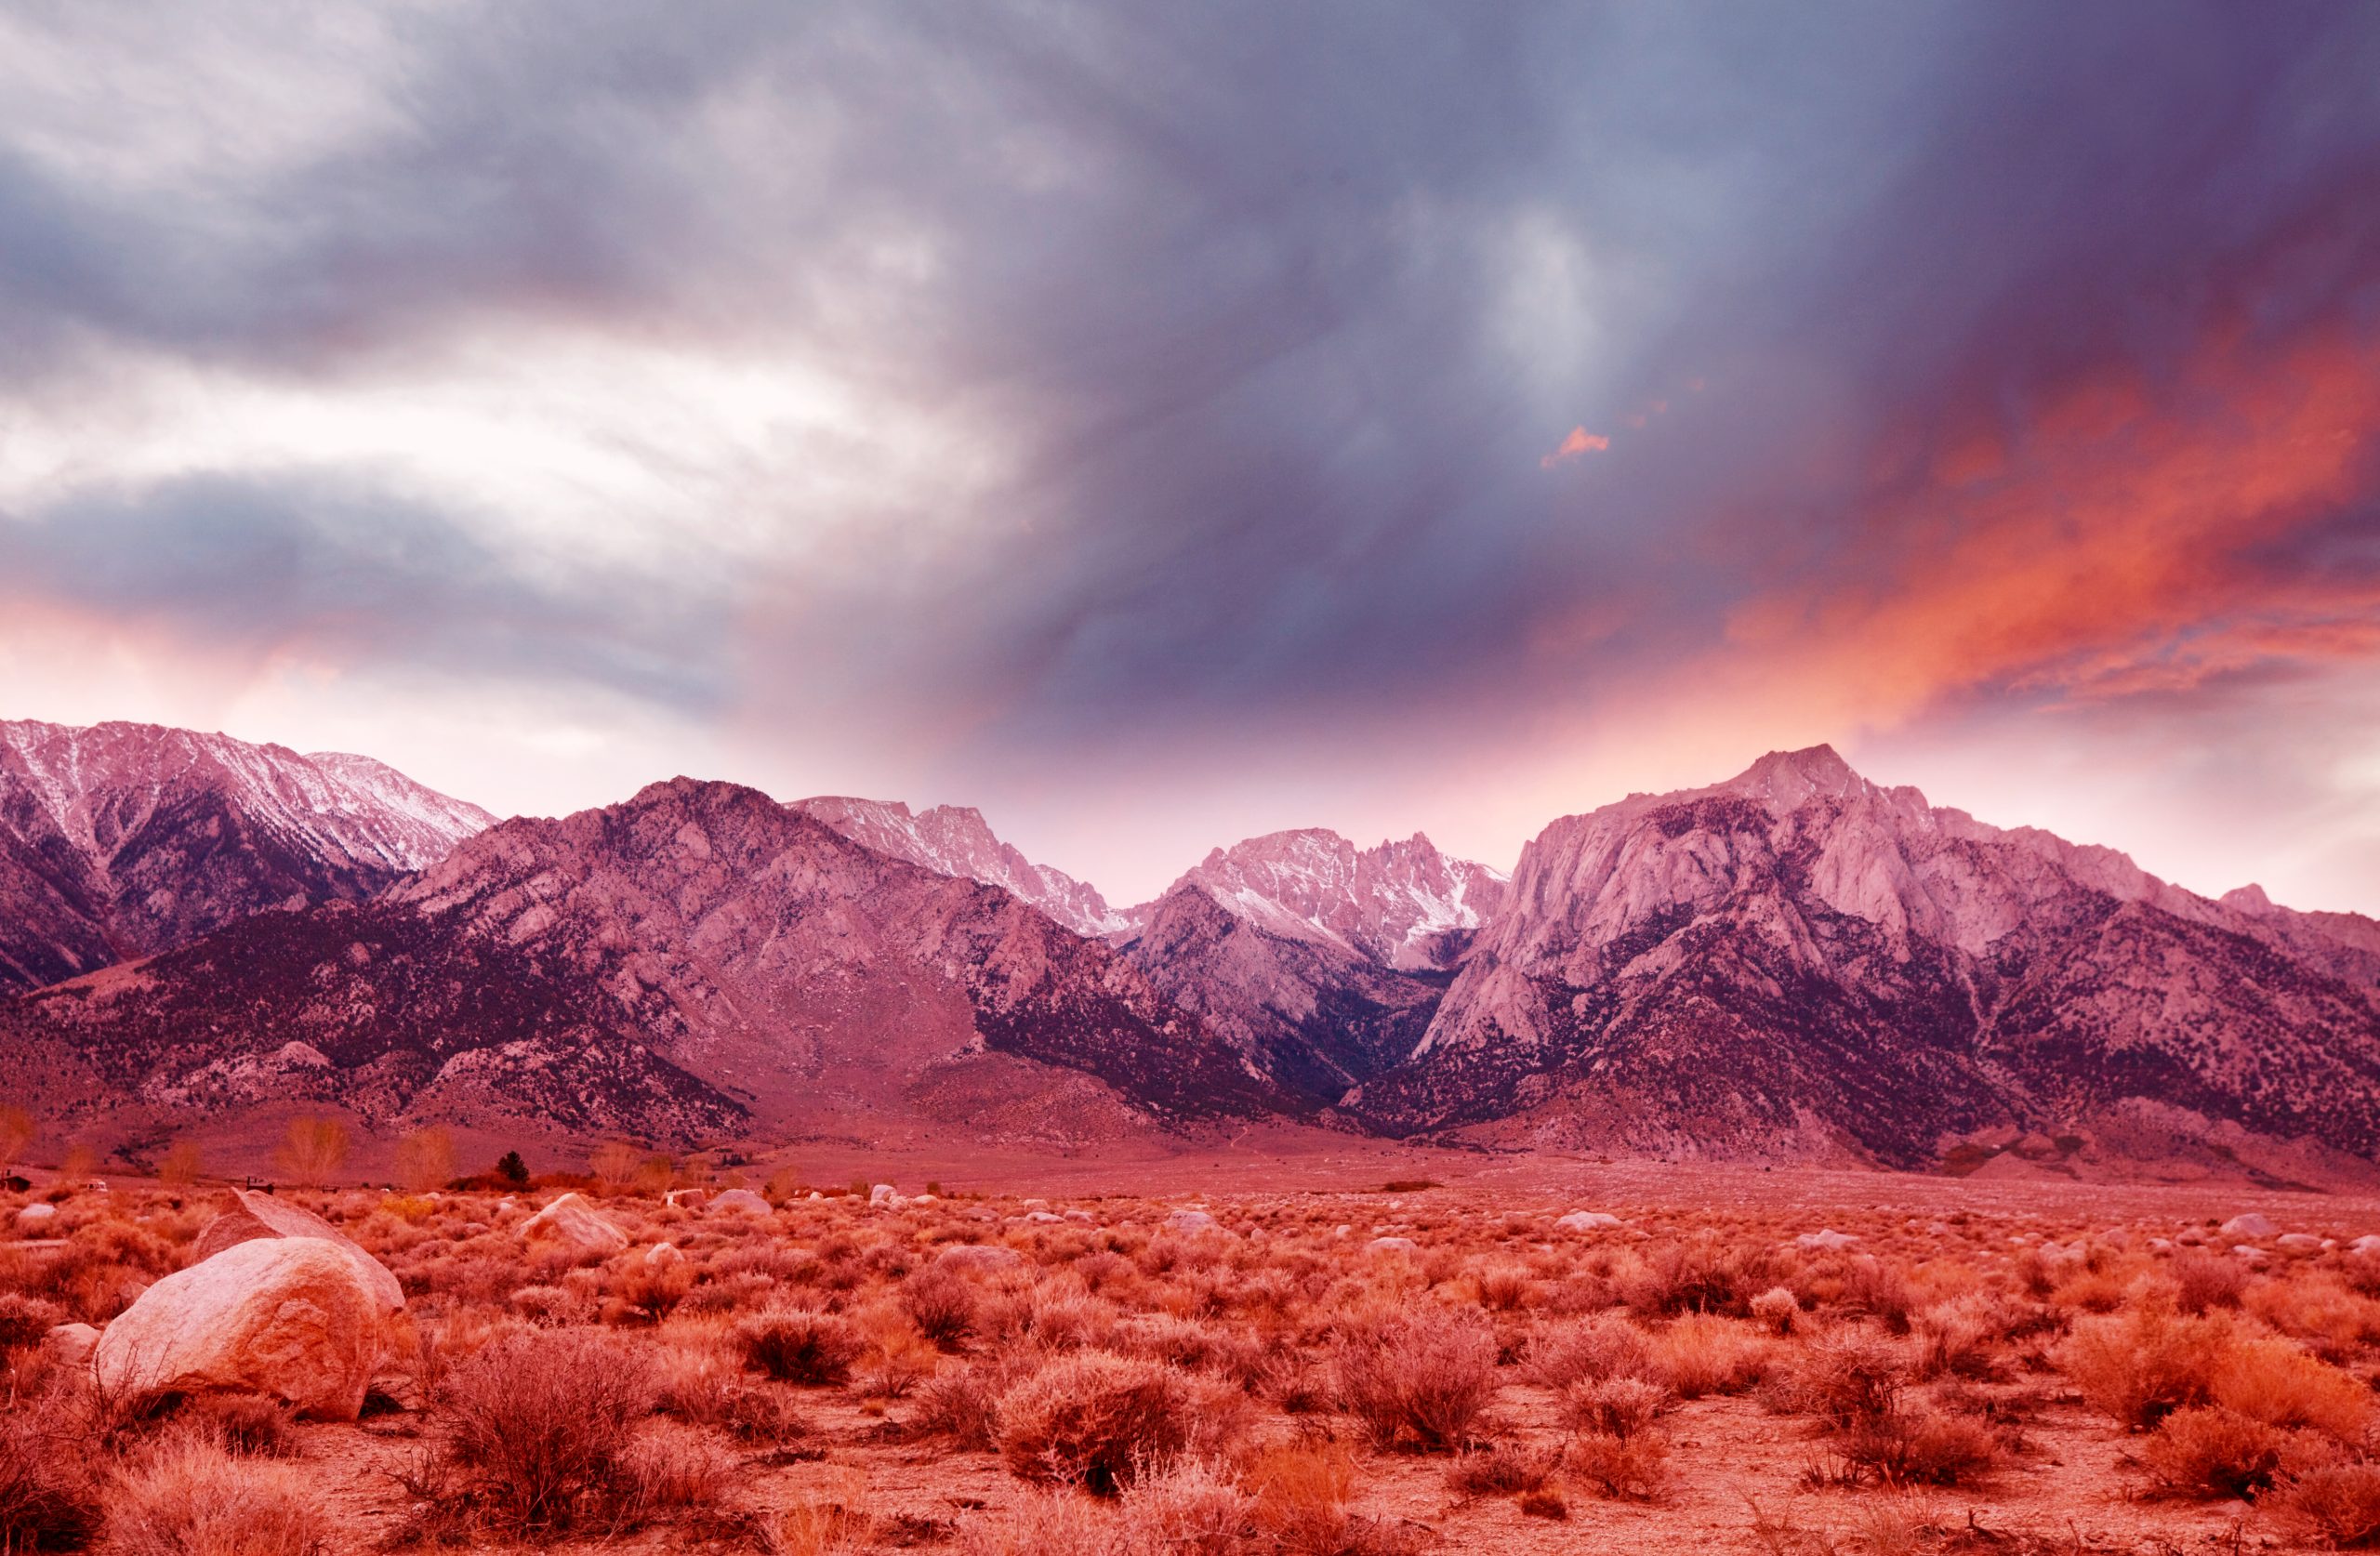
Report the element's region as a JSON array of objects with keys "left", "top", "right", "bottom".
[
  {"left": 43, "top": 1322, "right": 98, "bottom": 1368},
  {"left": 1022, "top": 1211, "right": 1064, "bottom": 1224},
  {"left": 2233, "top": 1245, "right": 2268, "bottom": 1261},
  {"left": 191, "top": 1188, "right": 404, "bottom": 1313},
  {"left": 869, "top": 1184, "right": 901, "bottom": 1207},
  {"left": 15, "top": 1203, "right": 56, "bottom": 1233},
  {"left": 665, "top": 1189, "right": 709, "bottom": 1210},
  {"left": 1554, "top": 1211, "right": 1622, "bottom": 1233},
  {"left": 1064, "top": 1210, "right": 1093, "bottom": 1225},
  {"left": 2347, "top": 1234, "right": 2380, "bottom": 1258},
  {"left": 644, "top": 1242, "right": 682, "bottom": 1270},
  {"left": 2277, "top": 1233, "right": 2324, "bottom": 1257},
  {"left": 520, "top": 1193, "right": 629, "bottom": 1257},
  {"left": 708, "top": 1189, "right": 771, "bottom": 1216},
  {"left": 1794, "top": 1230, "right": 1858, "bottom": 1252},
  {"left": 2220, "top": 1213, "right": 2278, "bottom": 1240},
  {"left": 1167, "top": 1209, "right": 1218, "bottom": 1234},
  {"left": 93, "top": 1238, "right": 383, "bottom": 1419},
  {"left": 1366, "top": 1236, "right": 1418, "bottom": 1255}
]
